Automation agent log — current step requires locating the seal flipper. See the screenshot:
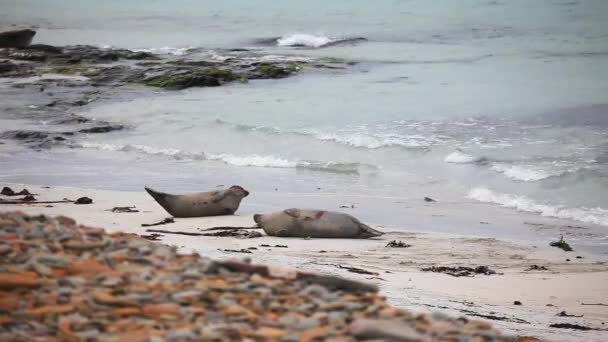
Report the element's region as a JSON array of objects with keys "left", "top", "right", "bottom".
[
  {"left": 357, "top": 223, "right": 384, "bottom": 238},
  {"left": 210, "top": 191, "right": 226, "bottom": 203},
  {"left": 283, "top": 208, "right": 301, "bottom": 218},
  {"left": 145, "top": 187, "right": 178, "bottom": 214}
]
